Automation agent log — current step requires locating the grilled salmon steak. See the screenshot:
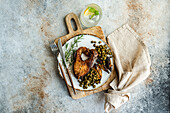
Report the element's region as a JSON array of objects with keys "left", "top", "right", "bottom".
[{"left": 73, "top": 47, "right": 98, "bottom": 79}]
